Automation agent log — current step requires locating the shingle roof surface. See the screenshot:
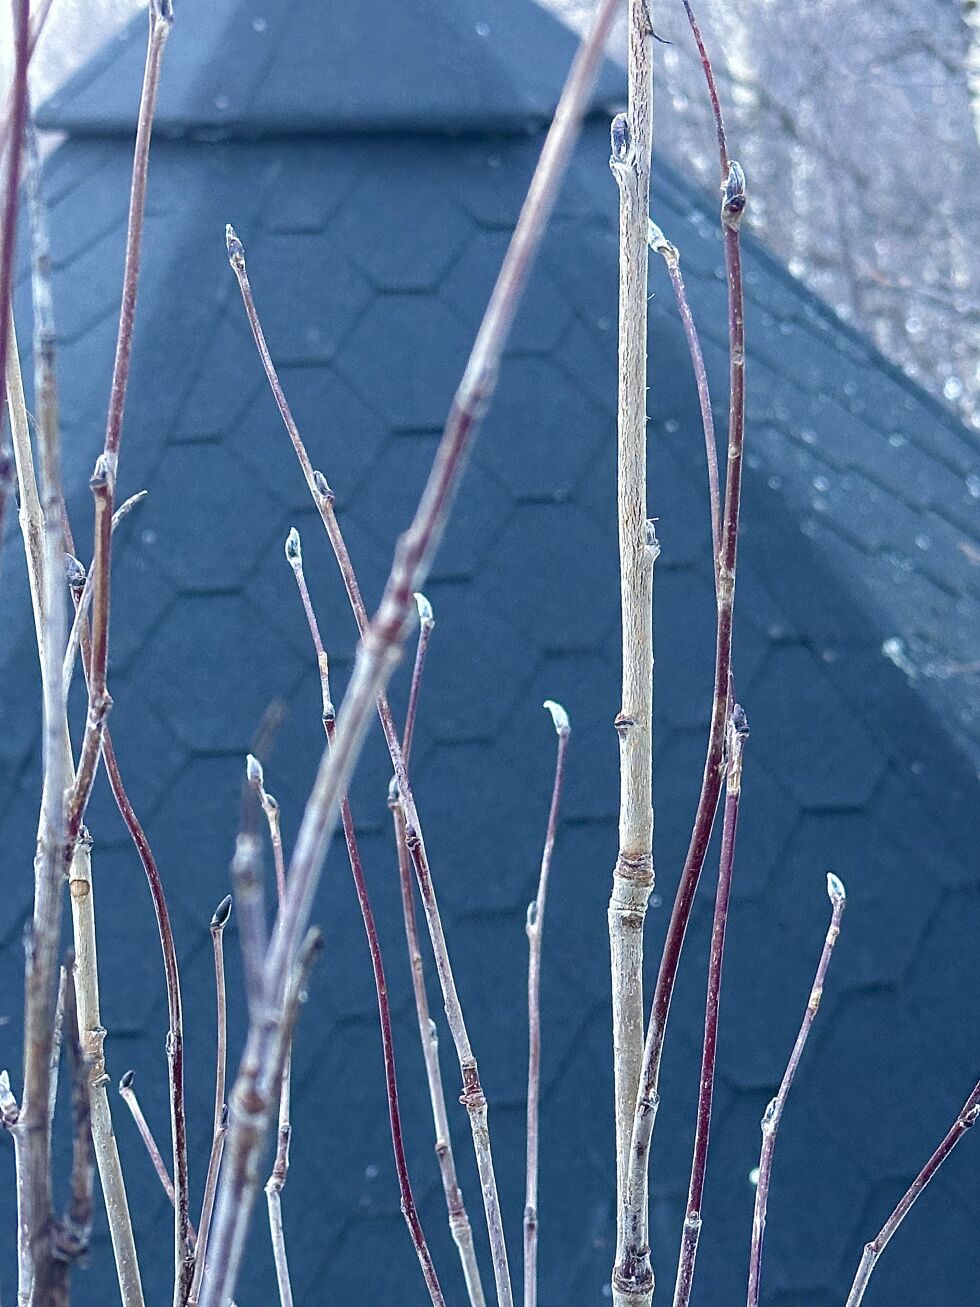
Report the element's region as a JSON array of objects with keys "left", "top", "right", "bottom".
[{"left": 0, "top": 3, "right": 978, "bottom": 1304}]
